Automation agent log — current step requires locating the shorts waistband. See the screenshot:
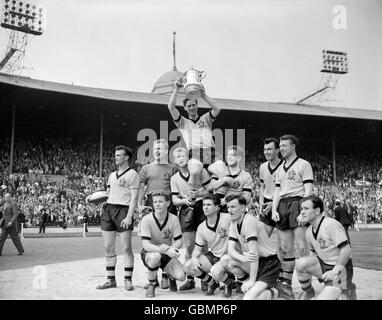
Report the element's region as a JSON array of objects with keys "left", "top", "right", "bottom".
[
  {"left": 318, "top": 256, "right": 353, "bottom": 268},
  {"left": 105, "top": 203, "right": 129, "bottom": 208},
  {"left": 260, "top": 254, "right": 277, "bottom": 261},
  {"left": 279, "top": 196, "right": 302, "bottom": 203}
]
